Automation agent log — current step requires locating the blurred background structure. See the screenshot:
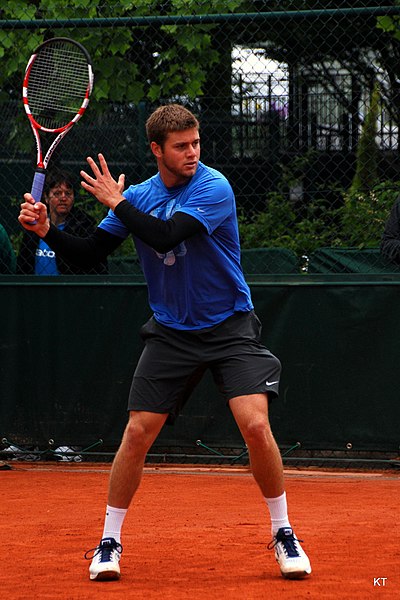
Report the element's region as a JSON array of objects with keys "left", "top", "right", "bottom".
[
  {"left": 1, "top": 2, "right": 400, "bottom": 467},
  {"left": 1, "top": 1, "right": 400, "bottom": 274}
]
